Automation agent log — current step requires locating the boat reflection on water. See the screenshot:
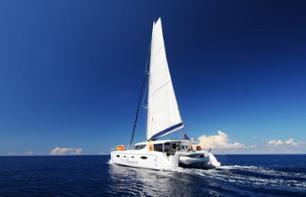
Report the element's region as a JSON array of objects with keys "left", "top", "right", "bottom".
[{"left": 108, "top": 163, "right": 194, "bottom": 196}]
